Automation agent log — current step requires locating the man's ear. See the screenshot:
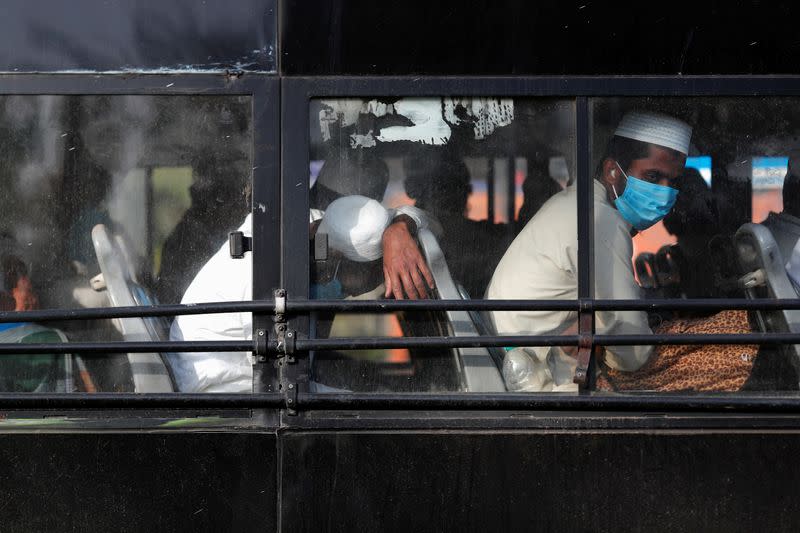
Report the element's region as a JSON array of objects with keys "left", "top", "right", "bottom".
[{"left": 601, "top": 158, "right": 623, "bottom": 188}]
